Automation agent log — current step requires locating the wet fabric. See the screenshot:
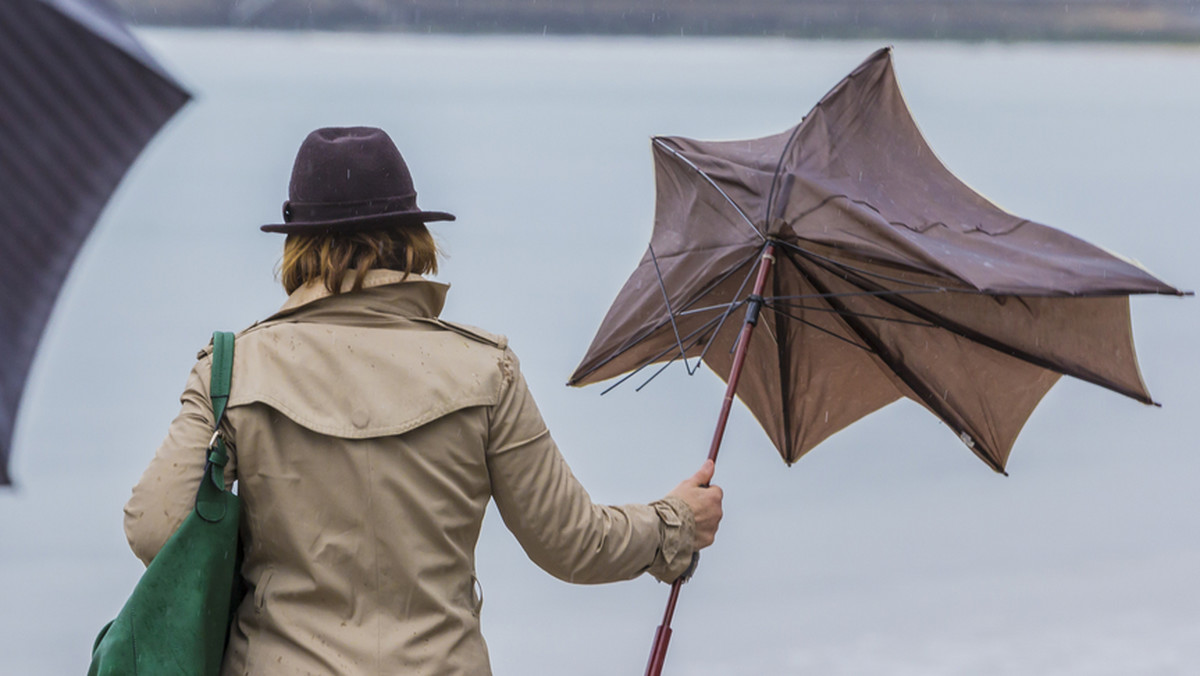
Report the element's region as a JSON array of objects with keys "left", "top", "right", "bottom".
[
  {"left": 570, "top": 47, "right": 1183, "bottom": 473},
  {"left": 124, "top": 272, "right": 695, "bottom": 675}
]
